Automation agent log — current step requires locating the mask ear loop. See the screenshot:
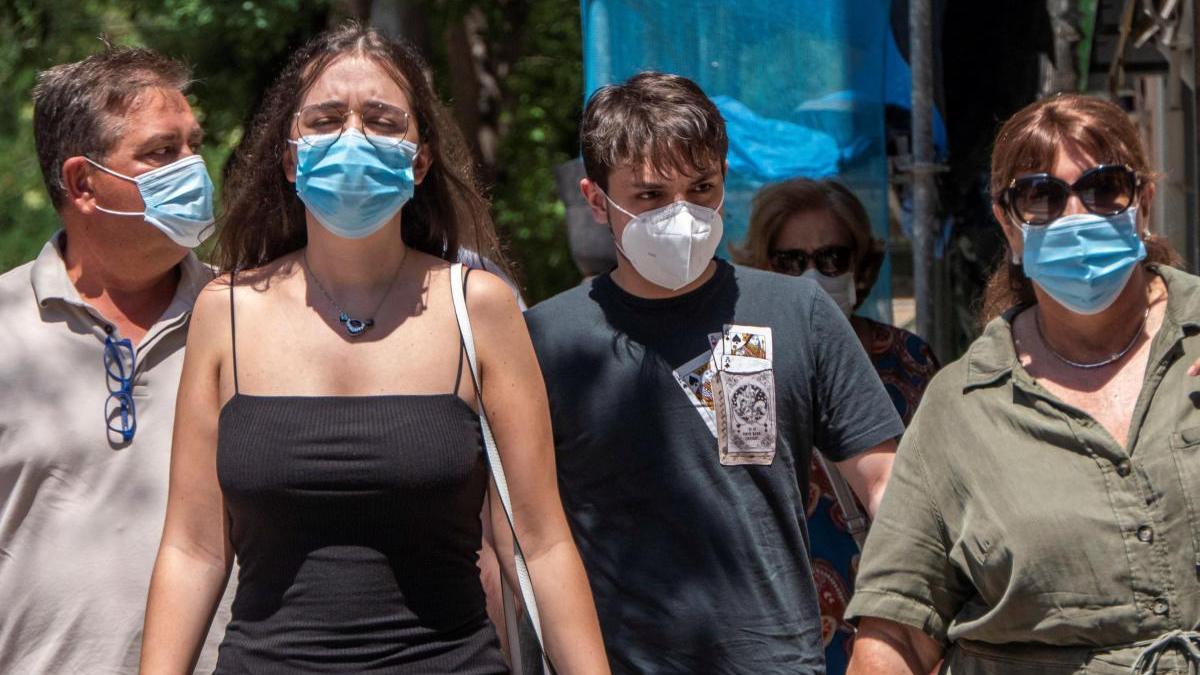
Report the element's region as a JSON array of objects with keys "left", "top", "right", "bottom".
[
  {"left": 83, "top": 157, "right": 144, "bottom": 217},
  {"left": 594, "top": 186, "right": 635, "bottom": 262}
]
